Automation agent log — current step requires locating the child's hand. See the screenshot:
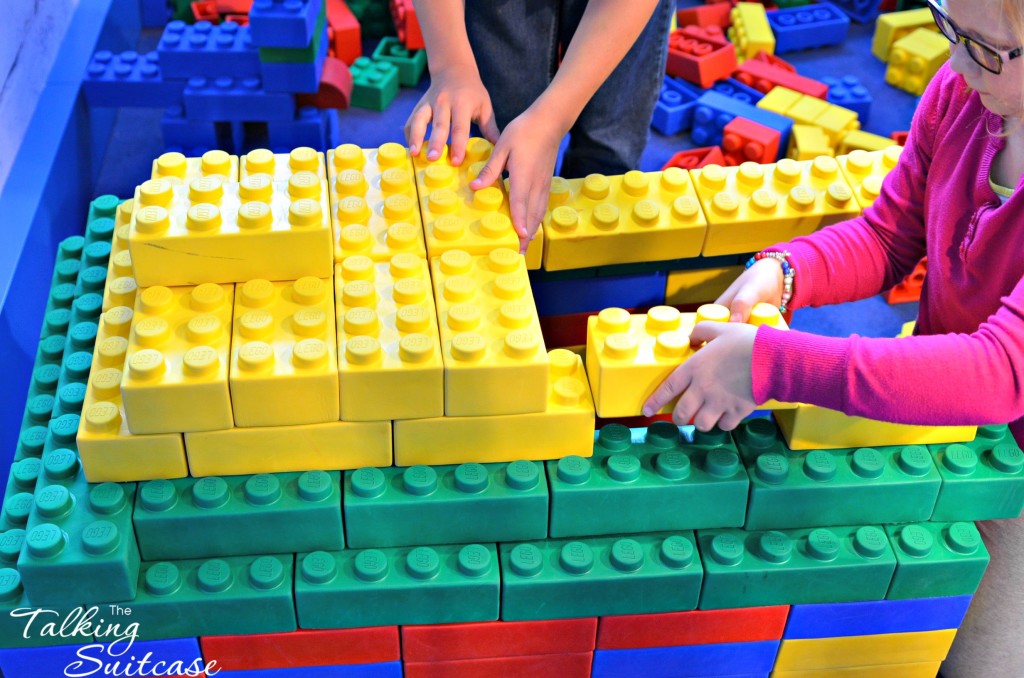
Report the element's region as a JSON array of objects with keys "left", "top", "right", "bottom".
[
  {"left": 404, "top": 69, "right": 500, "bottom": 166},
  {"left": 469, "top": 108, "right": 565, "bottom": 254},
  {"left": 643, "top": 322, "right": 758, "bottom": 432},
  {"left": 717, "top": 259, "right": 785, "bottom": 322}
]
